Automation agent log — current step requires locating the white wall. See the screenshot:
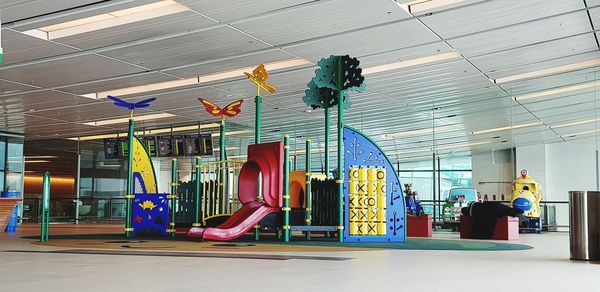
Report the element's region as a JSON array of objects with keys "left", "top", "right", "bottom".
[
  {"left": 517, "top": 137, "right": 598, "bottom": 201},
  {"left": 515, "top": 144, "right": 547, "bottom": 197},
  {"left": 545, "top": 137, "right": 597, "bottom": 200},
  {"left": 472, "top": 149, "right": 514, "bottom": 201}
]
